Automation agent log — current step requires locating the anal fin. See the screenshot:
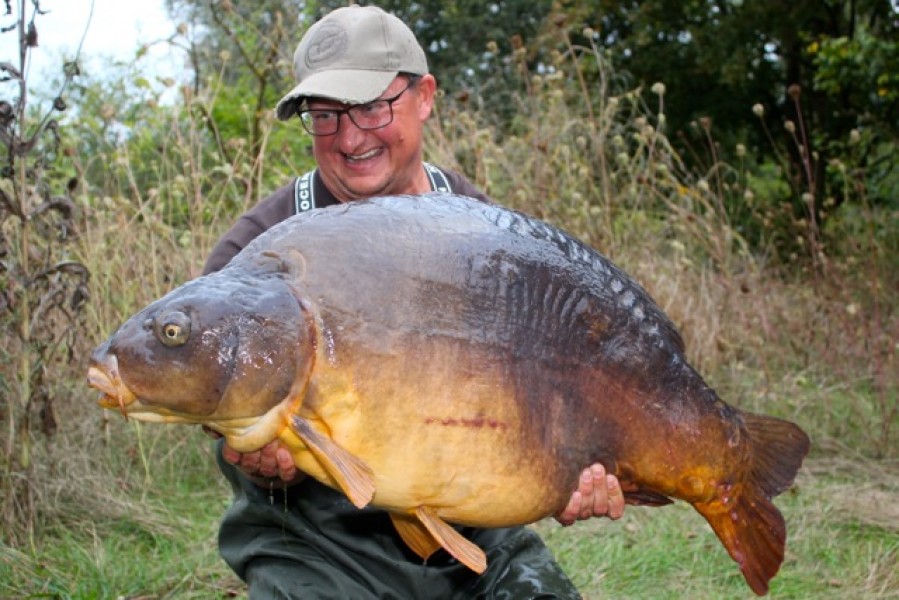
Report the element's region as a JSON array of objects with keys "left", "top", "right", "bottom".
[
  {"left": 390, "top": 512, "right": 441, "bottom": 561},
  {"left": 289, "top": 414, "right": 375, "bottom": 508},
  {"left": 695, "top": 487, "right": 786, "bottom": 596},
  {"left": 414, "top": 506, "right": 487, "bottom": 574}
]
